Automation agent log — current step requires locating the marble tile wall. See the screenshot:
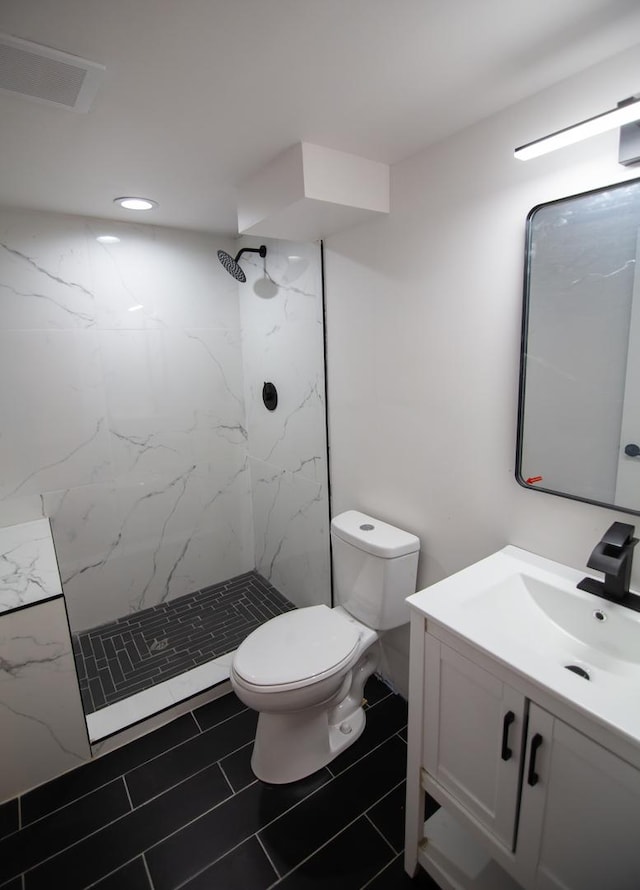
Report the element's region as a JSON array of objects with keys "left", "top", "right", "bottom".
[
  {"left": 0, "top": 209, "right": 330, "bottom": 633},
  {"left": 0, "top": 597, "right": 91, "bottom": 801},
  {"left": 0, "top": 207, "right": 254, "bottom": 631},
  {"left": 0, "top": 518, "right": 62, "bottom": 613},
  {"left": 239, "top": 238, "right": 331, "bottom": 608}
]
